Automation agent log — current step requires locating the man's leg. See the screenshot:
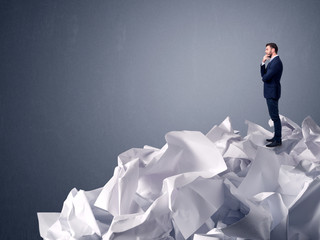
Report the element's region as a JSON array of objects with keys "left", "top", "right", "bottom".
[{"left": 266, "top": 98, "right": 282, "bottom": 142}]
